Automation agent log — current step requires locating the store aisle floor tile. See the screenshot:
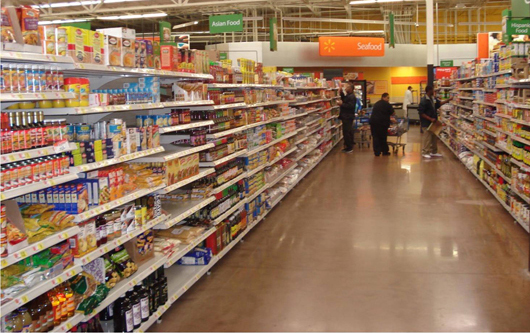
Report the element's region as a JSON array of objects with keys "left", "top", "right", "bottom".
[{"left": 151, "top": 126, "right": 530, "bottom": 332}]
